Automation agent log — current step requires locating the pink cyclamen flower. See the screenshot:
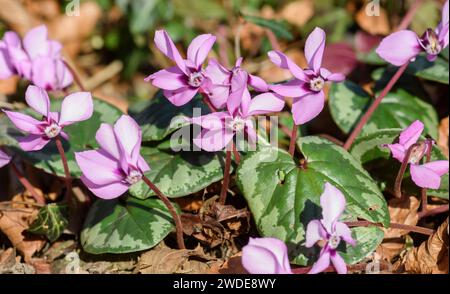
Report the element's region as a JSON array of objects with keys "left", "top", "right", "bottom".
[
  {"left": 376, "top": 0, "right": 449, "bottom": 66},
  {"left": 242, "top": 237, "right": 293, "bottom": 274},
  {"left": 203, "top": 57, "right": 269, "bottom": 109},
  {"left": 305, "top": 183, "right": 356, "bottom": 274},
  {"left": 382, "top": 120, "right": 449, "bottom": 190},
  {"left": 75, "top": 115, "right": 150, "bottom": 199},
  {"left": 145, "top": 30, "right": 216, "bottom": 106},
  {"left": 268, "top": 27, "right": 345, "bottom": 125},
  {"left": 0, "top": 149, "right": 11, "bottom": 168},
  {"left": 3, "top": 85, "right": 93, "bottom": 151},
  {"left": 0, "top": 25, "right": 73, "bottom": 90},
  {"left": 191, "top": 73, "right": 284, "bottom": 152}
]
